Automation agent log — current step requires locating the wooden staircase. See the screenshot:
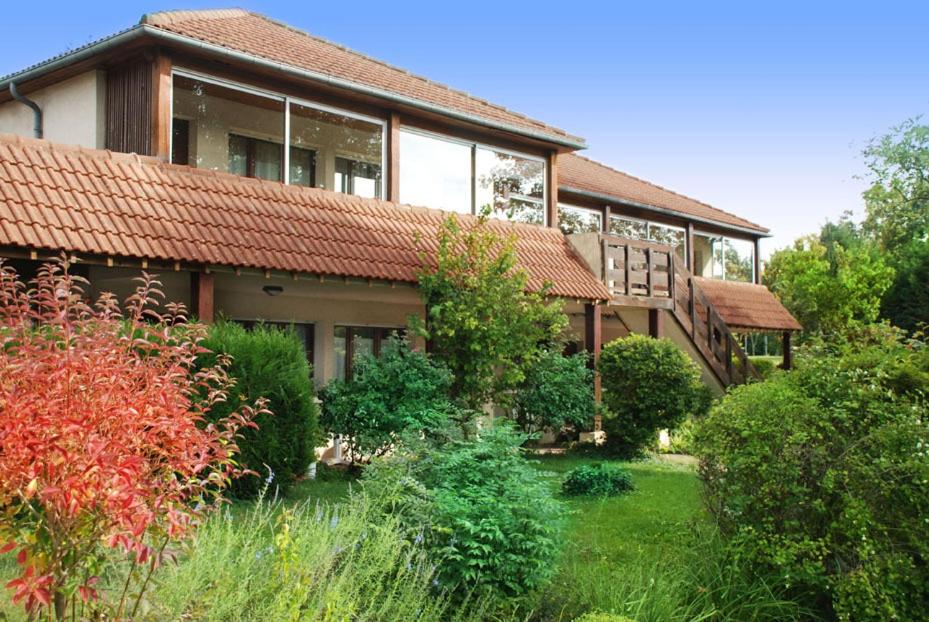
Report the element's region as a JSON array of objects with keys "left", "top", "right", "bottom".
[{"left": 570, "top": 232, "right": 760, "bottom": 387}]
